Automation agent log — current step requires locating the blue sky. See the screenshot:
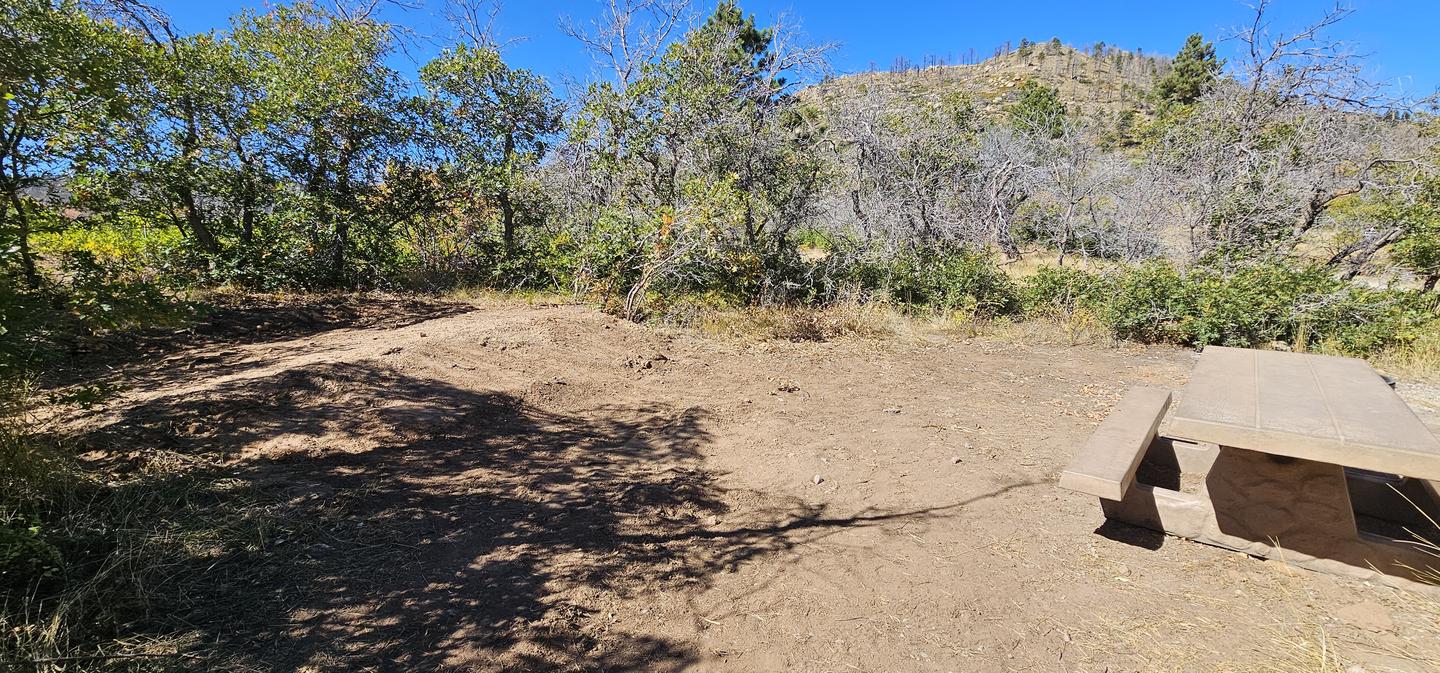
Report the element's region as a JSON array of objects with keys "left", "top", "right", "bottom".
[{"left": 156, "top": 0, "right": 1440, "bottom": 98}]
